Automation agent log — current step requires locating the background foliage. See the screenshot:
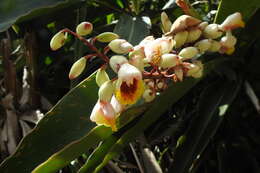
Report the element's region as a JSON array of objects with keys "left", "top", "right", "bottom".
[{"left": 0, "top": 0, "right": 260, "bottom": 173}]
